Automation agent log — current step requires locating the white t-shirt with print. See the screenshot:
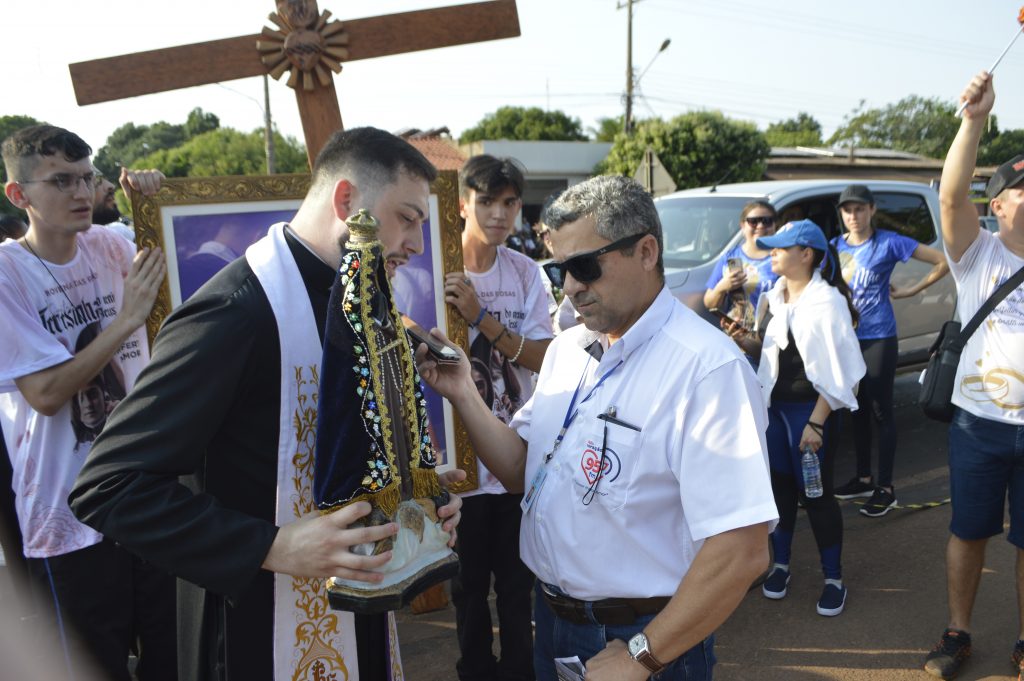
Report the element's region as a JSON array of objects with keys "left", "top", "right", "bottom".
[
  {"left": 465, "top": 246, "right": 554, "bottom": 496},
  {"left": 0, "top": 227, "right": 150, "bottom": 558},
  {"left": 948, "top": 229, "right": 1024, "bottom": 425}
]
